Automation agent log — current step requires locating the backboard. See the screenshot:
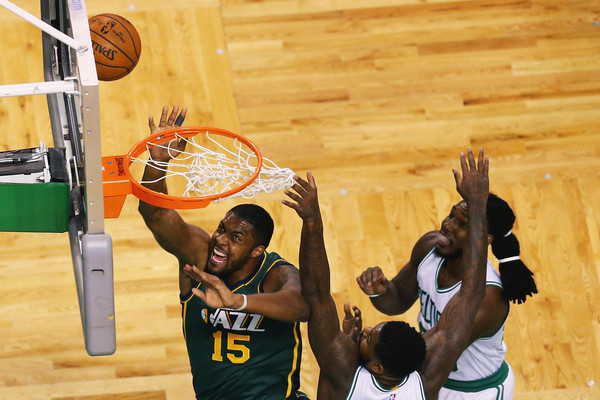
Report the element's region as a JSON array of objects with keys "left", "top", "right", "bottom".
[{"left": 0, "top": 0, "right": 115, "bottom": 356}]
